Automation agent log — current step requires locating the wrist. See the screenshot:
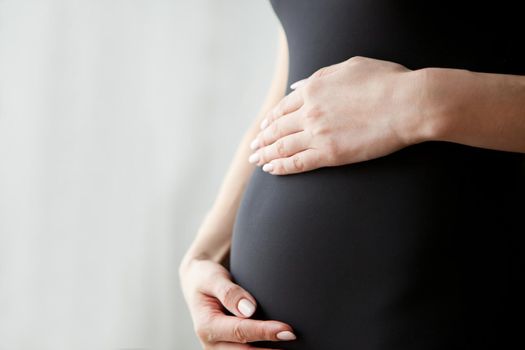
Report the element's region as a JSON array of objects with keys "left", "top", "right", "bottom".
[
  {"left": 178, "top": 253, "right": 206, "bottom": 276},
  {"left": 404, "top": 67, "right": 454, "bottom": 144}
]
